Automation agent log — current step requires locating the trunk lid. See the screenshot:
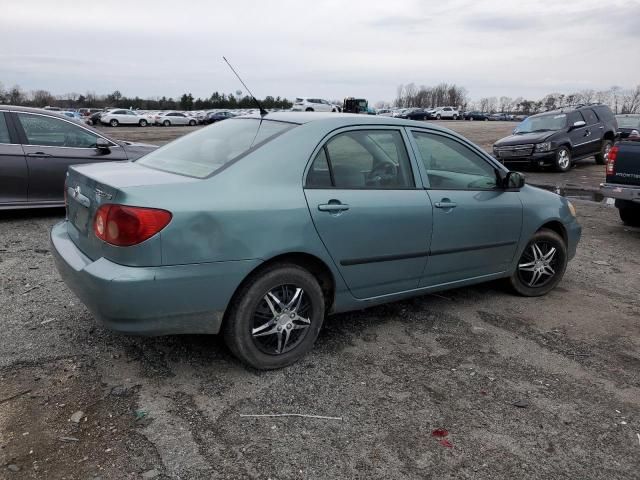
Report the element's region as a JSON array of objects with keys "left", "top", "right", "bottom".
[{"left": 65, "top": 161, "right": 196, "bottom": 263}]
